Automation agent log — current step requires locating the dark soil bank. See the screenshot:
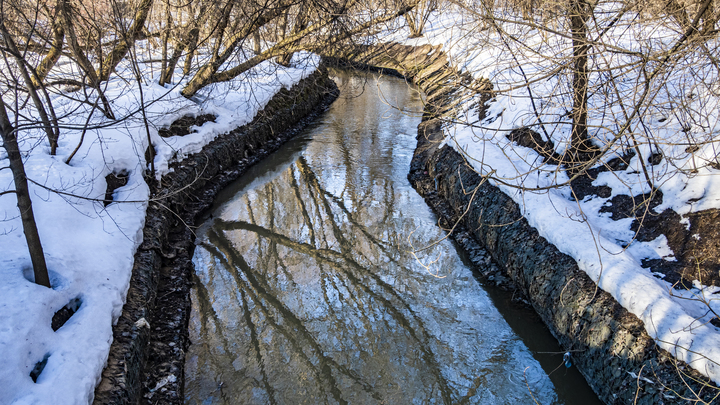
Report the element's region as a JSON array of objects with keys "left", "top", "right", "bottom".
[
  {"left": 93, "top": 67, "right": 338, "bottom": 405},
  {"left": 331, "top": 43, "right": 718, "bottom": 404}
]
